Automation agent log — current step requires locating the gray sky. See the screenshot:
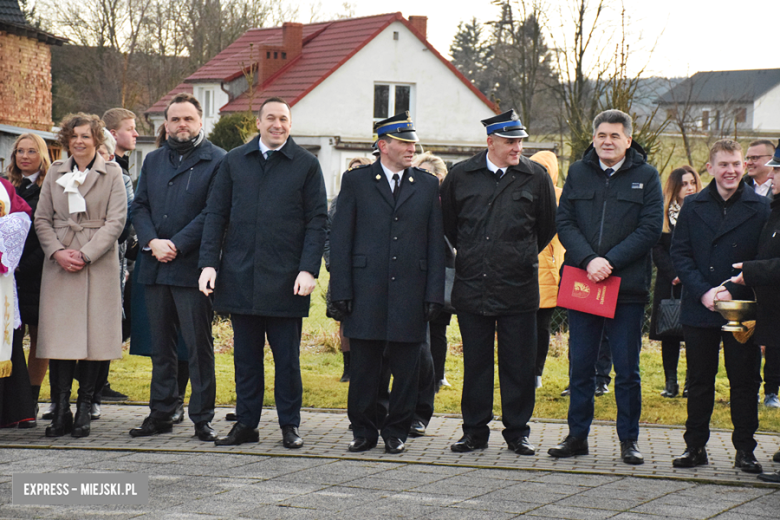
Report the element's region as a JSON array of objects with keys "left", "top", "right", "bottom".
[{"left": 311, "top": 0, "right": 778, "bottom": 78}]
